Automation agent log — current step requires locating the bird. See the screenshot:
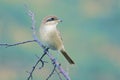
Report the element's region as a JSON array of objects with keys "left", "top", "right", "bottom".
[{"left": 39, "top": 15, "right": 75, "bottom": 64}]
